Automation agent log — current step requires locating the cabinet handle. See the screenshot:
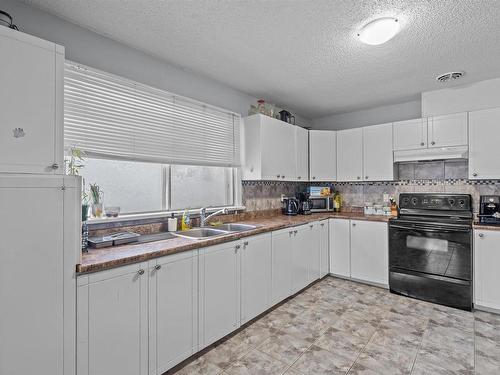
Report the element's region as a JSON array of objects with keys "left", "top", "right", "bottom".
[
  {"left": 154, "top": 265, "right": 161, "bottom": 271},
  {"left": 420, "top": 142, "right": 425, "bottom": 146},
  {"left": 472, "top": 173, "right": 478, "bottom": 177},
  {"left": 357, "top": 176, "right": 361, "bottom": 180},
  {"left": 320, "top": 223, "right": 325, "bottom": 227},
  {"left": 282, "top": 175, "right": 285, "bottom": 179},
  {"left": 365, "top": 176, "right": 369, "bottom": 180},
  {"left": 431, "top": 141, "right": 436, "bottom": 145},
  {"left": 276, "top": 175, "right": 281, "bottom": 178},
  {"left": 312, "top": 176, "right": 316, "bottom": 180},
  {"left": 294, "top": 230, "right": 298, "bottom": 234},
  {"left": 51, "top": 163, "right": 59, "bottom": 170},
  {"left": 298, "top": 176, "right": 301, "bottom": 179},
  {"left": 235, "top": 244, "right": 241, "bottom": 249},
  {"left": 478, "top": 233, "right": 484, "bottom": 238},
  {"left": 309, "top": 224, "right": 314, "bottom": 228},
  {"left": 243, "top": 241, "right": 249, "bottom": 246},
  {"left": 352, "top": 223, "right": 356, "bottom": 227},
  {"left": 137, "top": 269, "right": 145, "bottom": 275},
  {"left": 289, "top": 230, "right": 293, "bottom": 235}
]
